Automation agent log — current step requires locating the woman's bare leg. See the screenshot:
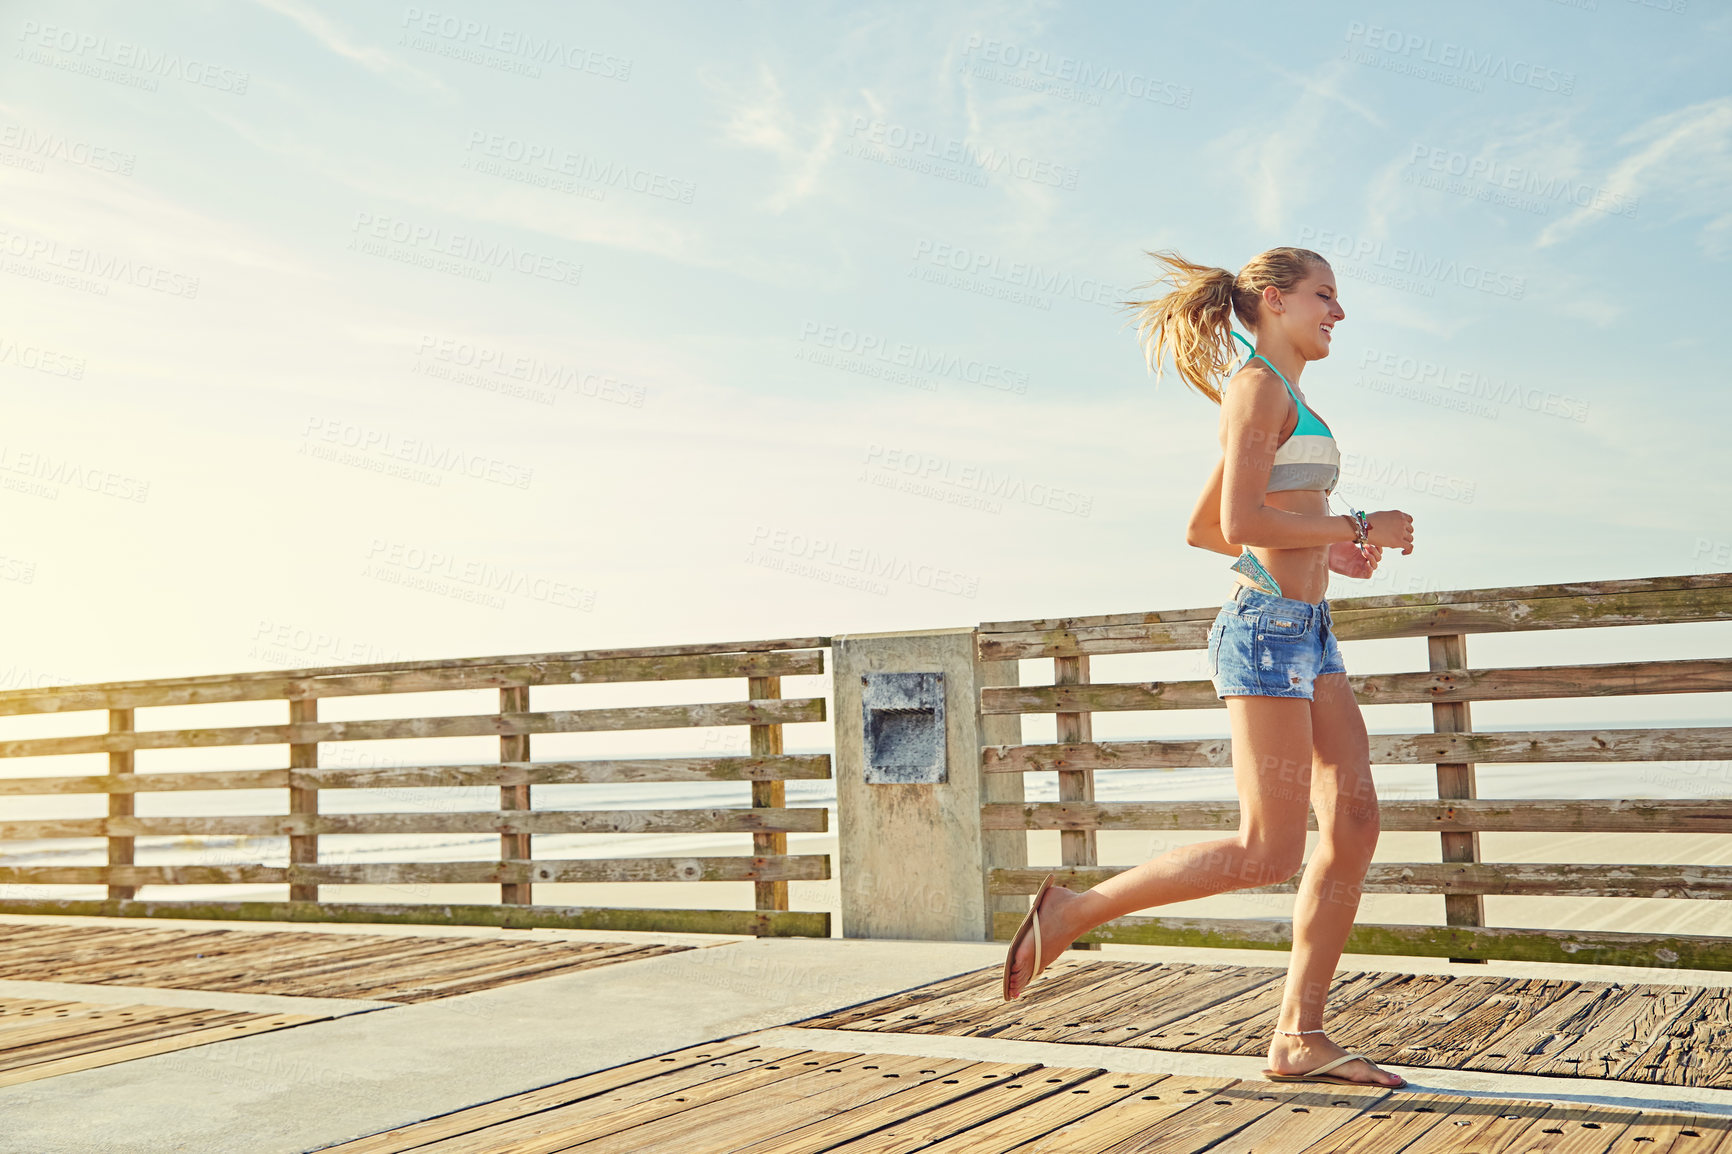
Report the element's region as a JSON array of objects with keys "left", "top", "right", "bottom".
[
  {"left": 1267, "top": 671, "right": 1403, "bottom": 1087},
  {"left": 1006, "top": 694, "right": 1314, "bottom": 995}
]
